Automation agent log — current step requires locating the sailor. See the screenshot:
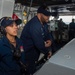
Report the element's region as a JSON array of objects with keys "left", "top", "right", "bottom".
[
  {"left": 0, "top": 17, "right": 25, "bottom": 75},
  {"left": 20, "top": 4, "right": 52, "bottom": 75}
]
